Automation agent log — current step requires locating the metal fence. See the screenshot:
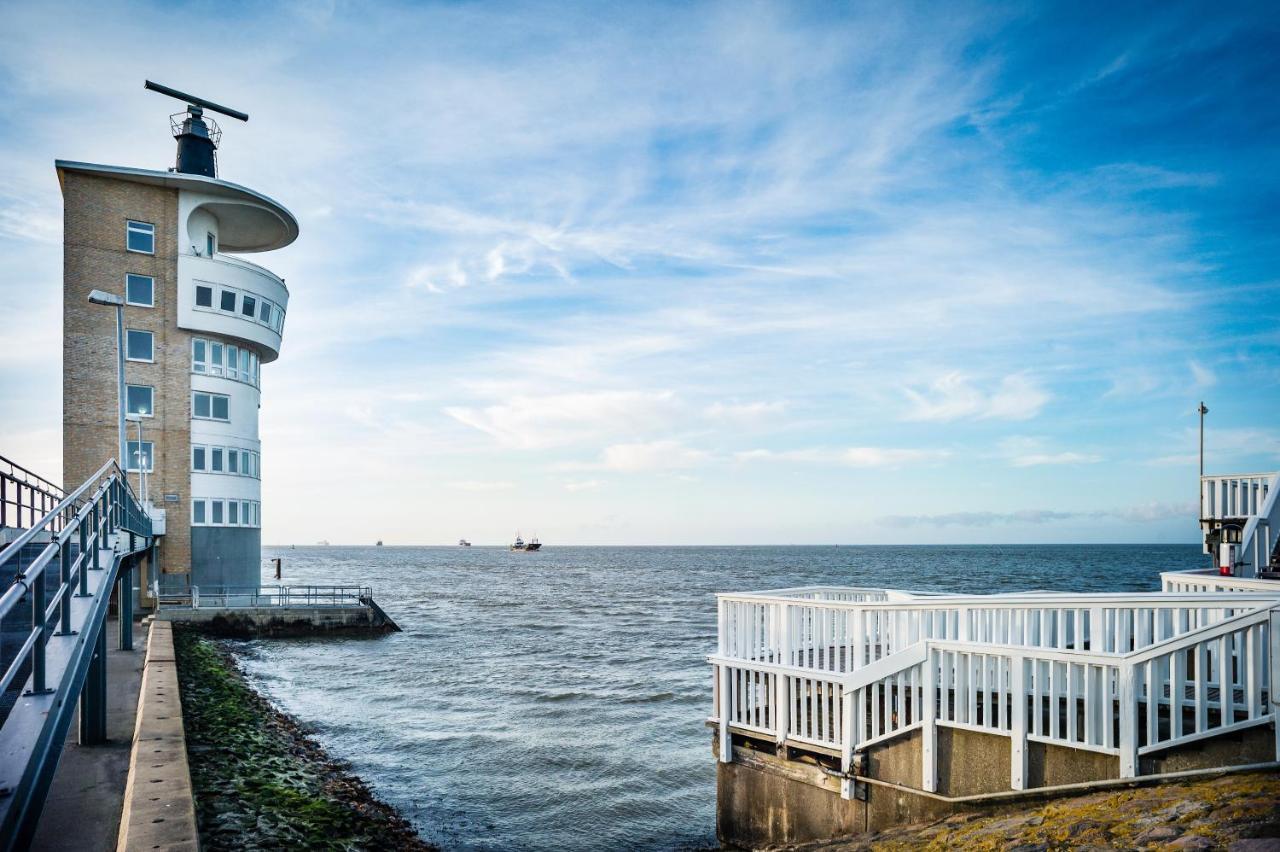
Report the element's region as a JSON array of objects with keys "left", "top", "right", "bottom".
[{"left": 154, "top": 584, "right": 372, "bottom": 609}]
